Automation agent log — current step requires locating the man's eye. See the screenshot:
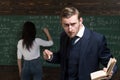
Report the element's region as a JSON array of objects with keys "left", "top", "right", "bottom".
[
  {"left": 71, "top": 23, "right": 76, "bottom": 26},
  {"left": 64, "top": 24, "right": 69, "bottom": 27}
]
